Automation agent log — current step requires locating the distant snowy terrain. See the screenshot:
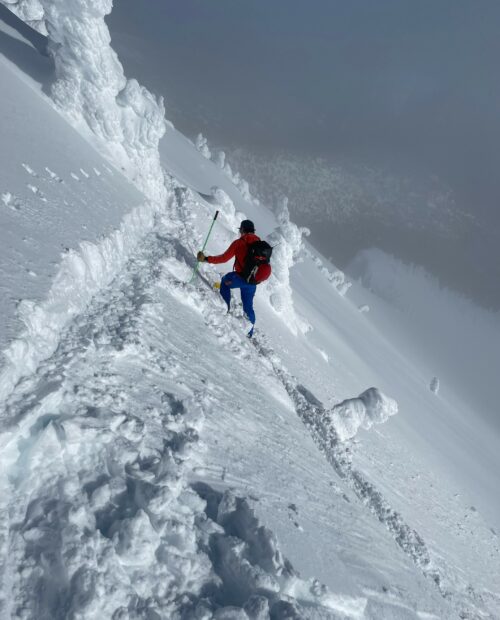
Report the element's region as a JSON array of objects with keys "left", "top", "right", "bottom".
[{"left": 1, "top": 4, "right": 499, "bottom": 620}]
